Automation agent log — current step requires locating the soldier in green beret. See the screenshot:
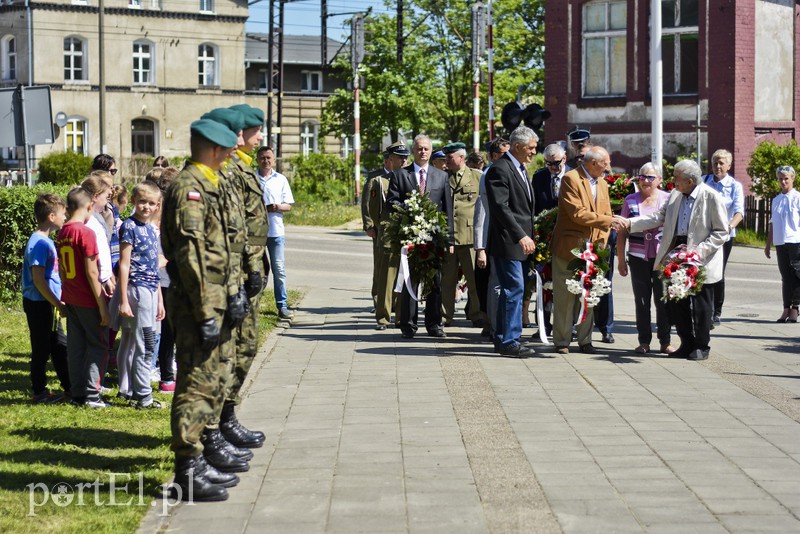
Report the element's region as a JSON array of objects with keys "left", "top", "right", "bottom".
[
  {"left": 161, "top": 118, "right": 244, "bottom": 502},
  {"left": 441, "top": 142, "right": 487, "bottom": 327},
  {"left": 366, "top": 142, "right": 409, "bottom": 328}
]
